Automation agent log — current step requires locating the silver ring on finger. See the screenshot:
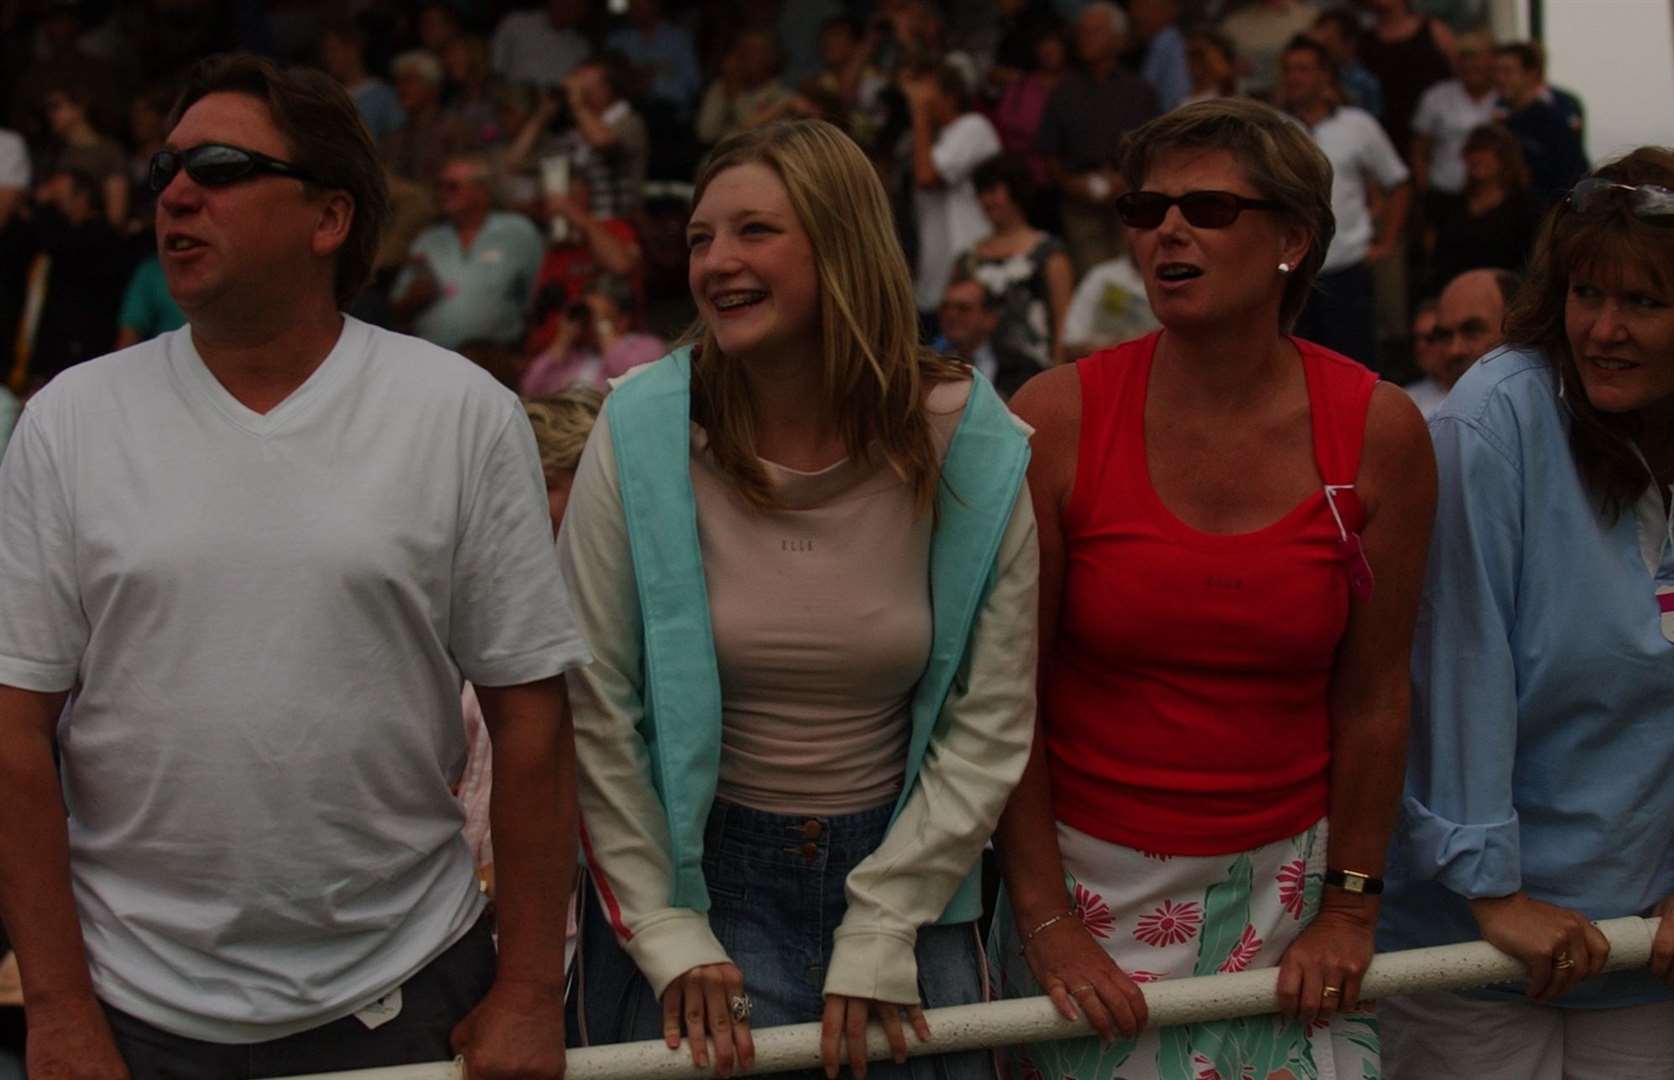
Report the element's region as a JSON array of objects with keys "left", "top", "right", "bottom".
[
  {"left": 730, "top": 993, "right": 753, "bottom": 1023},
  {"left": 1321, "top": 985, "right": 1341, "bottom": 998},
  {"left": 1069, "top": 984, "right": 1096, "bottom": 995}
]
